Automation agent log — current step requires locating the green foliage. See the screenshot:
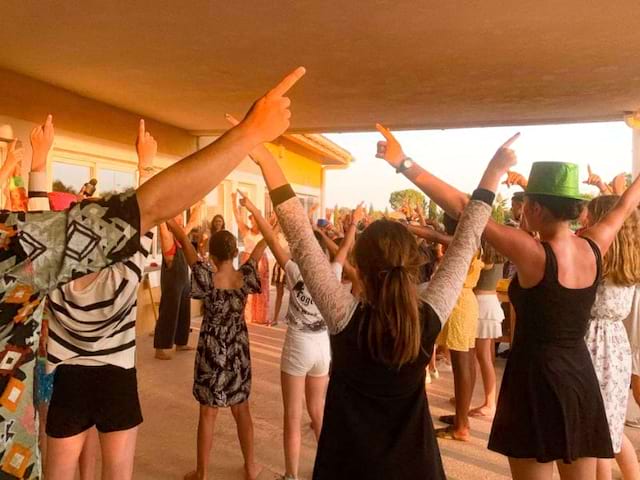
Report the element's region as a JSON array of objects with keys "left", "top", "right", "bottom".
[
  {"left": 492, "top": 193, "right": 508, "bottom": 224},
  {"left": 389, "top": 189, "right": 427, "bottom": 211},
  {"left": 52, "top": 180, "right": 77, "bottom": 194},
  {"left": 427, "top": 200, "right": 440, "bottom": 221}
]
